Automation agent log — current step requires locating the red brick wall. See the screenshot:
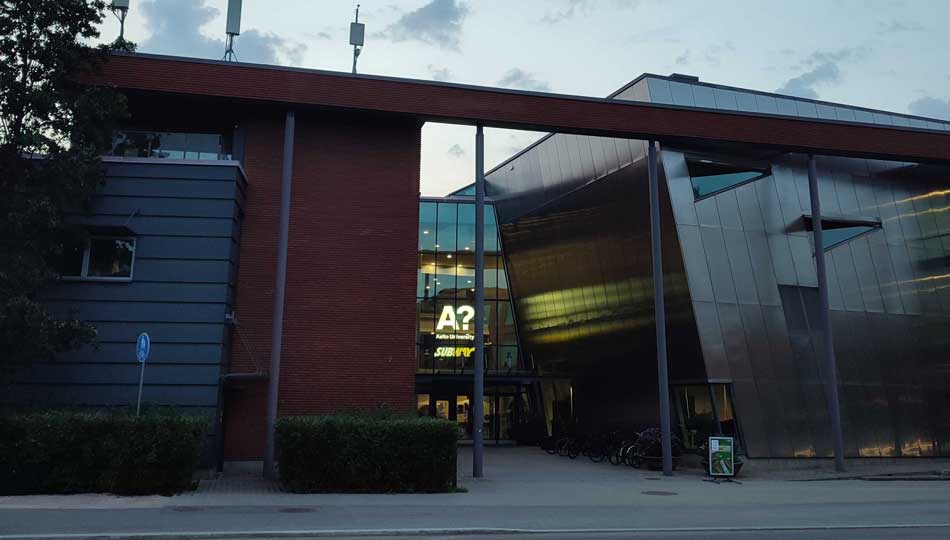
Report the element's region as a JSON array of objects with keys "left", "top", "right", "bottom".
[
  {"left": 223, "top": 109, "right": 421, "bottom": 460},
  {"left": 222, "top": 110, "right": 284, "bottom": 461}
]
